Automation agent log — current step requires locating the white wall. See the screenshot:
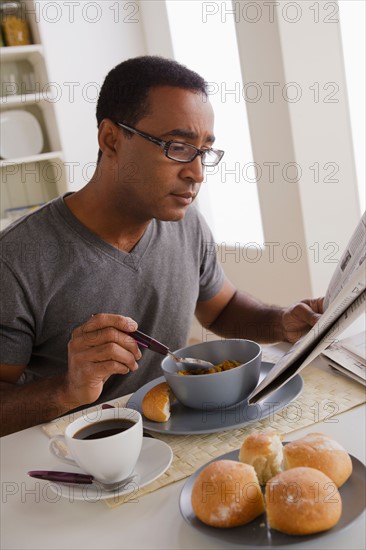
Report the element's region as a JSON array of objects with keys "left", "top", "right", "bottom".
[
  {"left": 34, "top": 0, "right": 147, "bottom": 190},
  {"left": 137, "top": 1, "right": 362, "bottom": 308},
  {"left": 32, "top": 0, "right": 362, "bottom": 315},
  {"left": 276, "top": 1, "right": 360, "bottom": 296},
  {"left": 231, "top": 0, "right": 360, "bottom": 304},
  {"left": 339, "top": 0, "right": 365, "bottom": 211}
]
